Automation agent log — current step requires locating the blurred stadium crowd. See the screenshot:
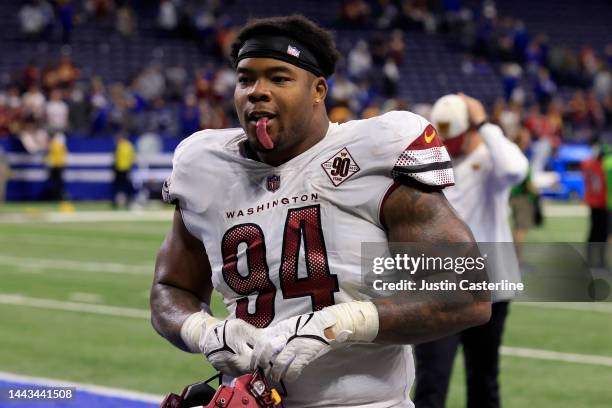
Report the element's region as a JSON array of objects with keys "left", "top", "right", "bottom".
[{"left": 0, "top": 0, "right": 610, "bottom": 201}]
